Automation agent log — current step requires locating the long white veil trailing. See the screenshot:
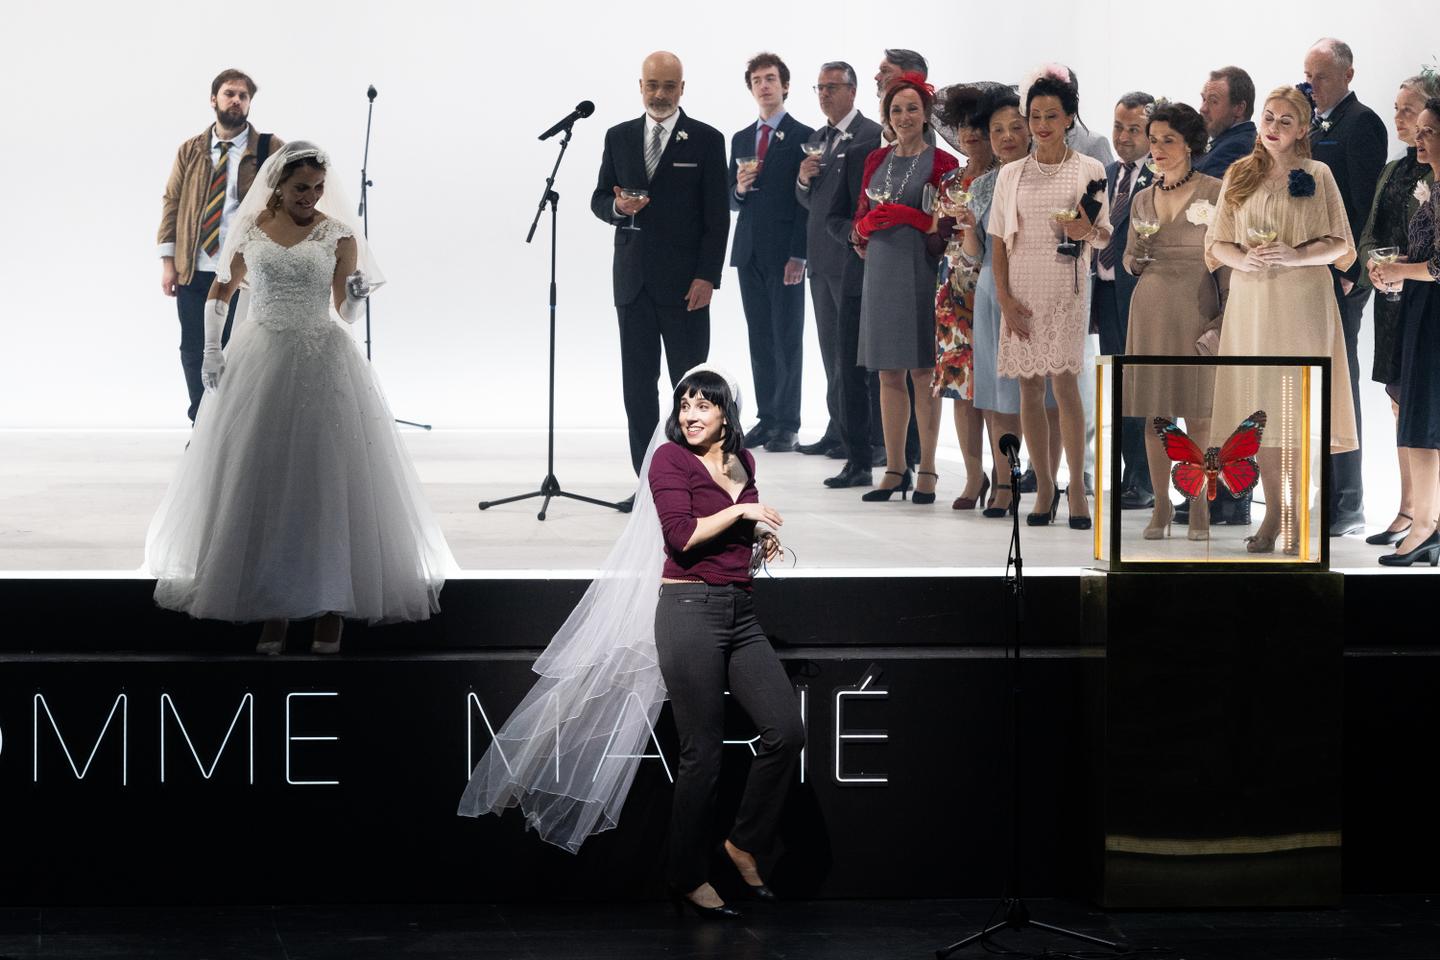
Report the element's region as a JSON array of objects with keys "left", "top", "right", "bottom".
[
  {"left": 214, "top": 139, "right": 385, "bottom": 322},
  {"left": 458, "top": 365, "right": 741, "bottom": 853}
]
